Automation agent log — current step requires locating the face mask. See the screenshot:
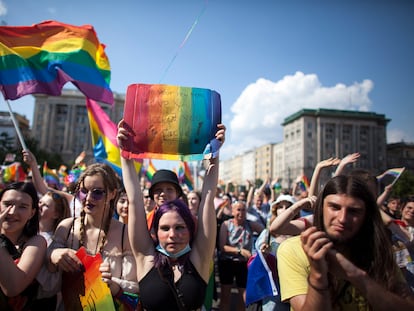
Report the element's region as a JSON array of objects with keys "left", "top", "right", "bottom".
[{"left": 156, "top": 244, "right": 191, "bottom": 259}]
